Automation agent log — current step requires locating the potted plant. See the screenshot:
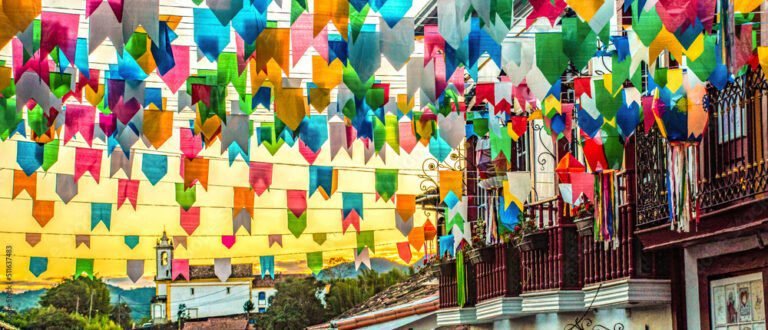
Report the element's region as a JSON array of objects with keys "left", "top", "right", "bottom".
[
  {"left": 514, "top": 216, "right": 547, "bottom": 252},
  {"left": 573, "top": 196, "right": 595, "bottom": 237},
  {"left": 466, "top": 218, "right": 493, "bottom": 265}
]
